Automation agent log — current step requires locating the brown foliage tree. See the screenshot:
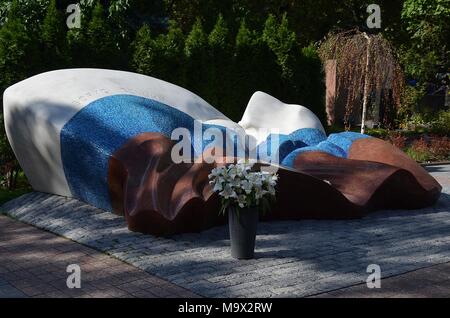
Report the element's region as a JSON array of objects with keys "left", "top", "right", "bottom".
[{"left": 319, "top": 29, "right": 404, "bottom": 131}]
